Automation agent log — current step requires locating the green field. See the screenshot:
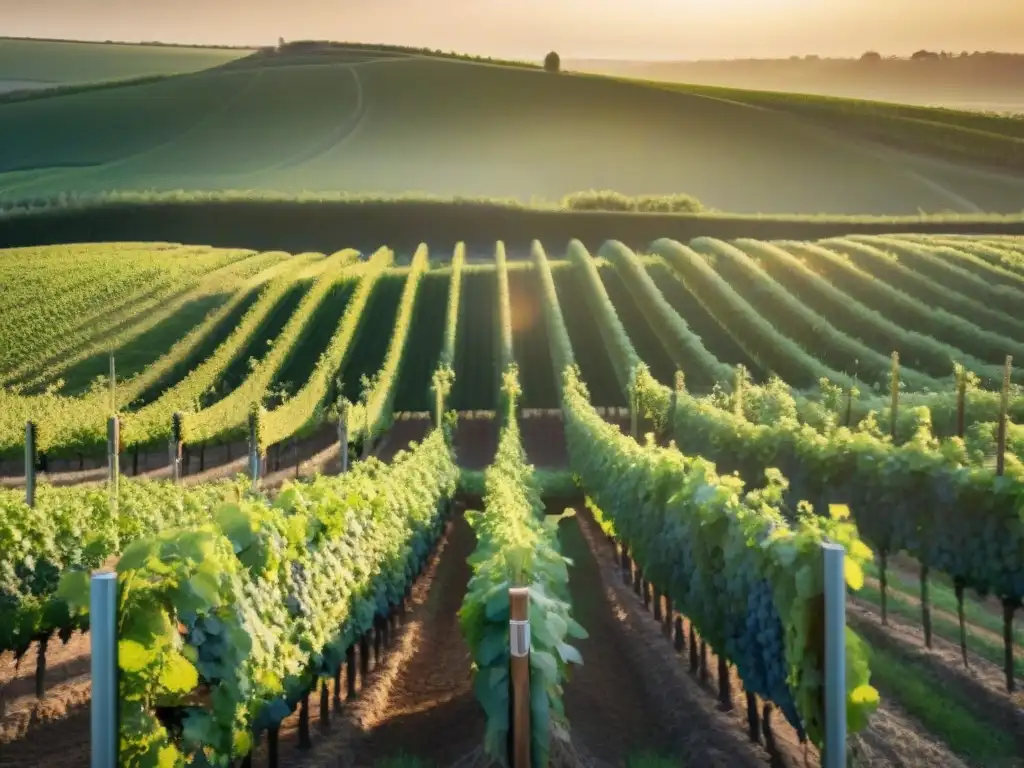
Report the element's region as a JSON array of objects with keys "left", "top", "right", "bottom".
[
  {"left": 0, "top": 37, "right": 249, "bottom": 92},
  {"left": 4, "top": 41, "right": 1024, "bottom": 214}
]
